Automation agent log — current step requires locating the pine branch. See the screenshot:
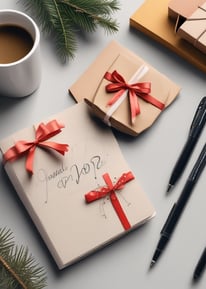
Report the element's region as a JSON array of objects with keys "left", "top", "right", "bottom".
[
  {"left": 60, "top": 0, "right": 120, "bottom": 33},
  {"left": 0, "top": 227, "right": 47, "bottom": 289},
  {"left": 19, "top": 0, "right": 120, "bottom": 62}
]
